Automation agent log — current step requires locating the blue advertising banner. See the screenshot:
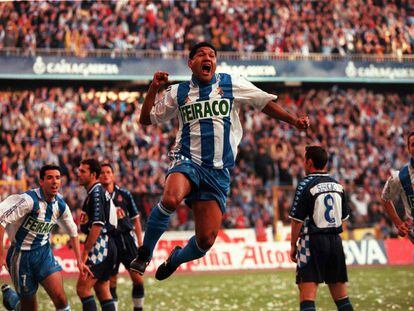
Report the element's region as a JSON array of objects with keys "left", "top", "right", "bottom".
[{"left": 0, "top": 55, "right": 413, "bottom": 83}]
